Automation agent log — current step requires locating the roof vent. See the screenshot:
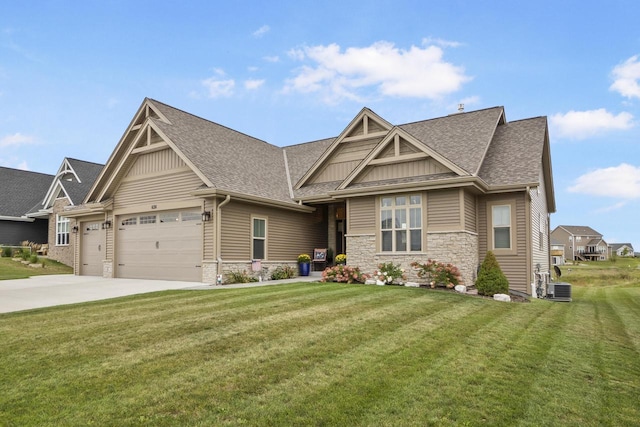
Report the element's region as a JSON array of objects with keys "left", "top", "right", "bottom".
[{"left": 458, "top": 103, "right": 464, "bottom": 113}]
